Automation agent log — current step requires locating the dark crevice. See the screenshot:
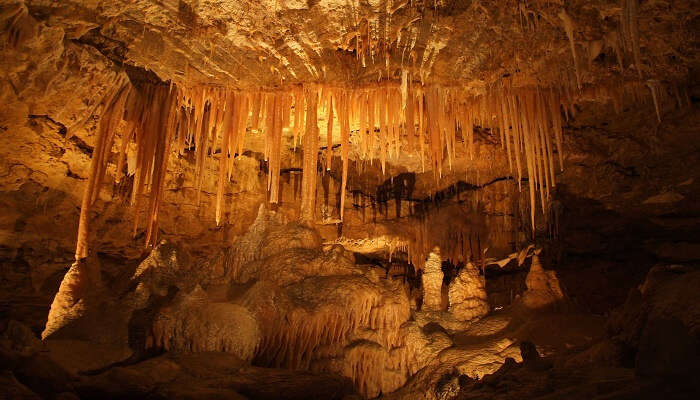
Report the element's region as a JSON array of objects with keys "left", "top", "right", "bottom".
[
  {"left": 28, "top": 114, "right": 93, "bottom": 156},
  {"left": 71, "top": 28, "right": 166, "bottom": 85}
]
